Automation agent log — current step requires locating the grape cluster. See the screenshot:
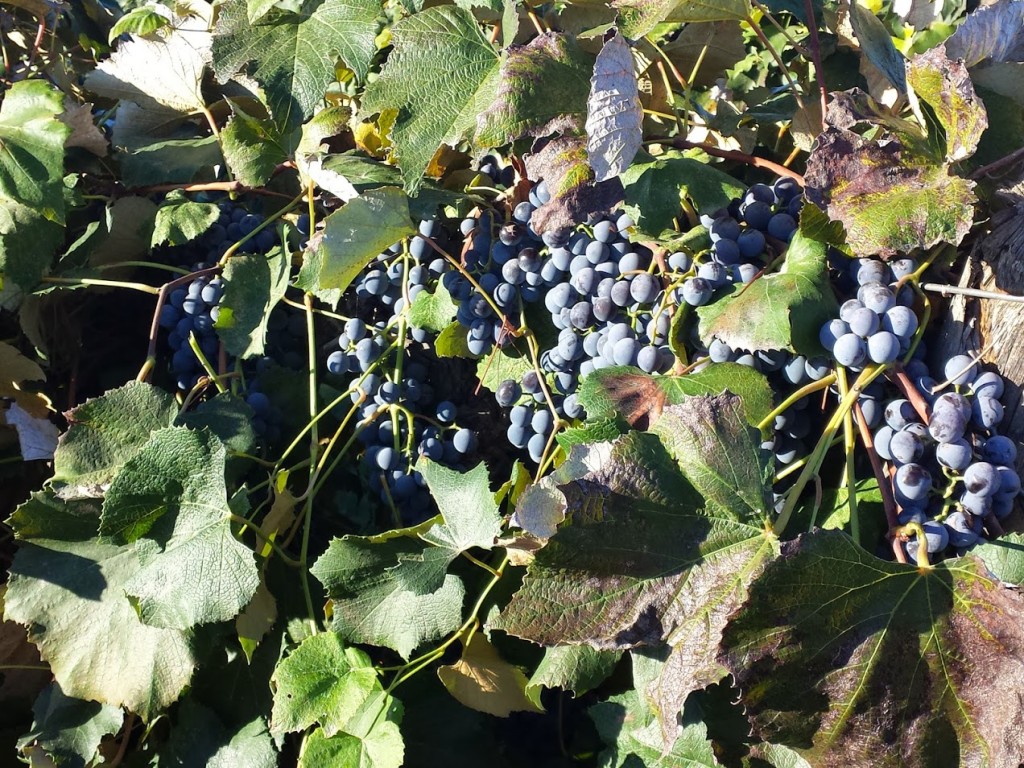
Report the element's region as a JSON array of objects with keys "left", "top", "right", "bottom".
[
  {"left": 819, "top": 258, "right": 918, "bottom": 369},
  {"left": 865, "top": 357, "right": 1021, "bottom": 561}
]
